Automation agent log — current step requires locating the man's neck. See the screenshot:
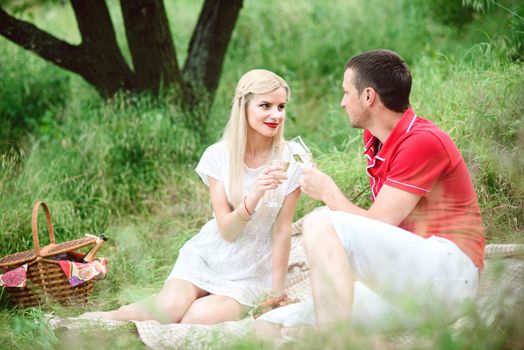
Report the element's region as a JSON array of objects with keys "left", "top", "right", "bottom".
[{"left": 367, "top": 108, "right": 404, "bottom": 144}]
